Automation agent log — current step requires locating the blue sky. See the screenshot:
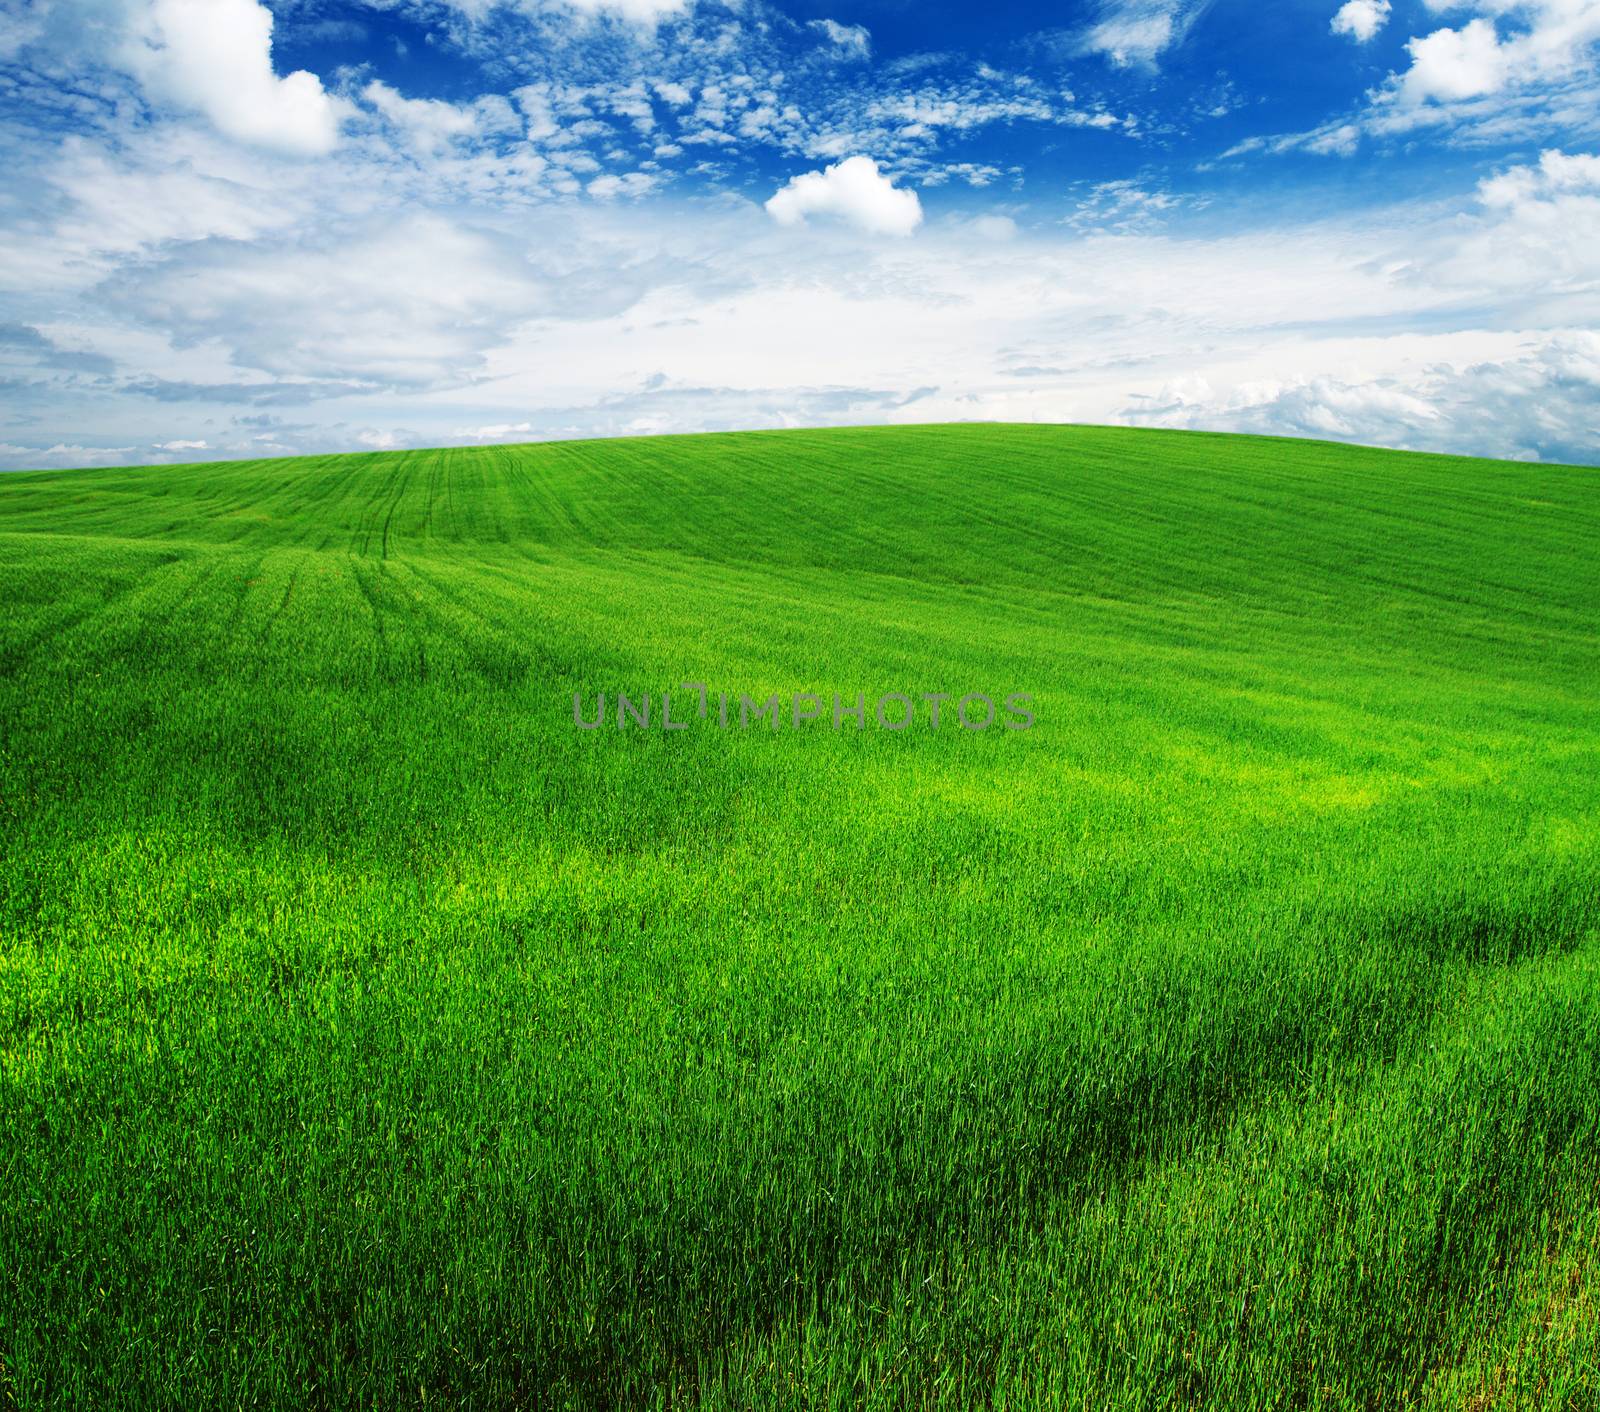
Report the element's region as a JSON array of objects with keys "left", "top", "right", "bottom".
[{"left": 2, "top": 0, "right": 1598, "bottom": 467}]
